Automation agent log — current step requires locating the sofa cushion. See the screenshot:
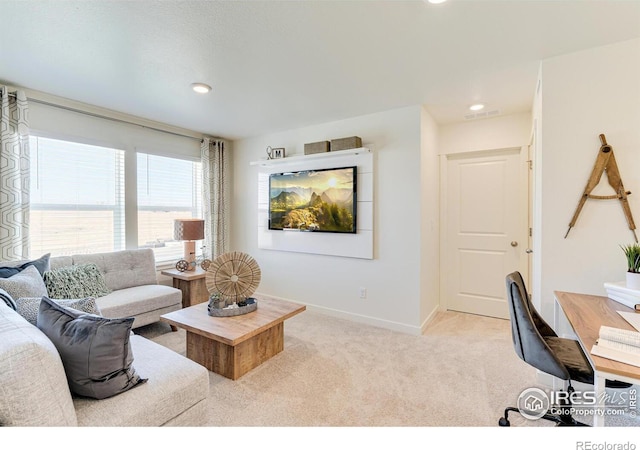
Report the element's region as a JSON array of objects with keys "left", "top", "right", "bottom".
[
  {"left": 37, "top": 297, "right": 147, "bottom": 400},
  {"left": 0, "top": 253, "right": 51, "bottom": 278},
  {"left": 95, "top": 284, "right": 181, "bottom": 320},
  {"left": 0, "top": 265, "right": 48, "bottom": 300},
  {"left": 49, "top": 255, "right": 73, "bottom": 270},
  {"left": 16, "top": 296, "right": 101, "bottom": 326},
  {"left": 74, "top": 335, "right": 209, "bottom": 426},
  {"left": 73, "top": 249, "right": 158, "bottom": 291},
  {"left": 0, "top": 303, "right": 78, "bottom": 426},
  {"left": 43, "top": 263, "right": 111, "bottom": 299}
]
